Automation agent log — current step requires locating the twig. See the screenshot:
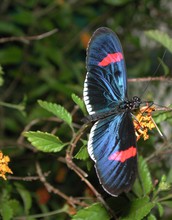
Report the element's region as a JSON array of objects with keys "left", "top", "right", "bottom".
[
  {"left": 7, "top": 172, "right": 50, "bottom": 181},
  {"left": 128, "top": 76, "right": 172, "bottom": 82},
  {"left": 35, "top": 162, "right": 88, "bottom": 208},
  {"left": 64, "top": 124, "right": 117, "bottom": 218},
  {"left": 0, "top": 29, "right": 58, "bottom": 44}
]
